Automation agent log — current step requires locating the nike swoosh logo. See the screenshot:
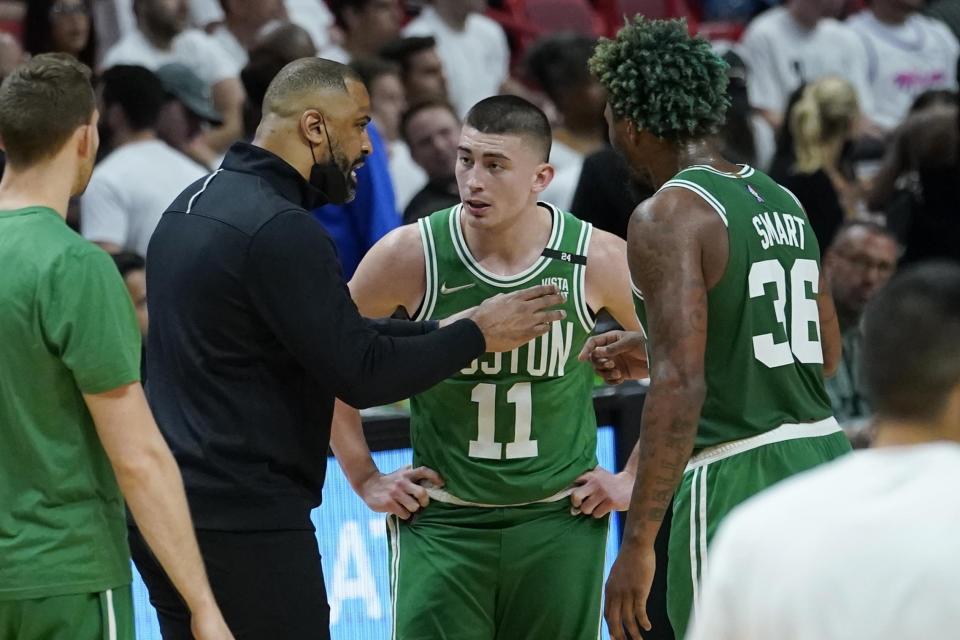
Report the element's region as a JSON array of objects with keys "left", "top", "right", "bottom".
[{"left": 440, "top": 282, "right": 476, "bottom": 295}]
